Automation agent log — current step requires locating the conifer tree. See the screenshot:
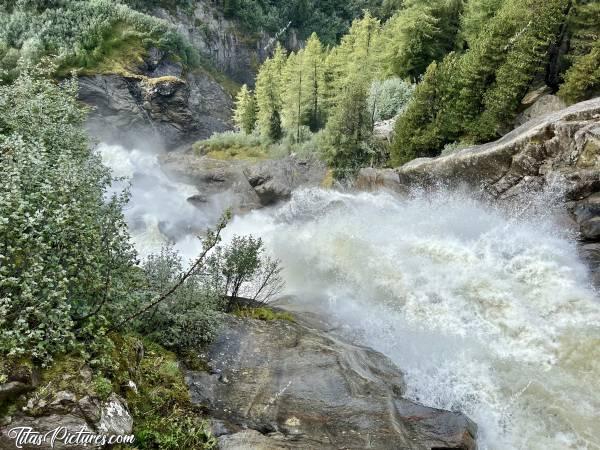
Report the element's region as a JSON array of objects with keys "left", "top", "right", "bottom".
[
  {"left": 255, "top": 43, "right": 287, "bottom": 140},
  {"left": 559, "top": 0, "right": 600, "bottom": 103},
  {"left": 381, "top": 0, "right": 463, "bottom": 81},
  {"left": 233, "top": 84, "right": 257, "bottom": 134}
]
